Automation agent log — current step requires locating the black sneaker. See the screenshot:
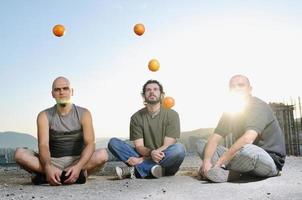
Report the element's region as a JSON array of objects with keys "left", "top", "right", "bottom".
[
  {"left": 31, "top": 173, "right": 47, "bottom": 185},
  {"left": 115, "top": 166, "right": 136, "bottom": 180},
  {"left": 75, "top": 170, "right": 87, "bottom": 184}
]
